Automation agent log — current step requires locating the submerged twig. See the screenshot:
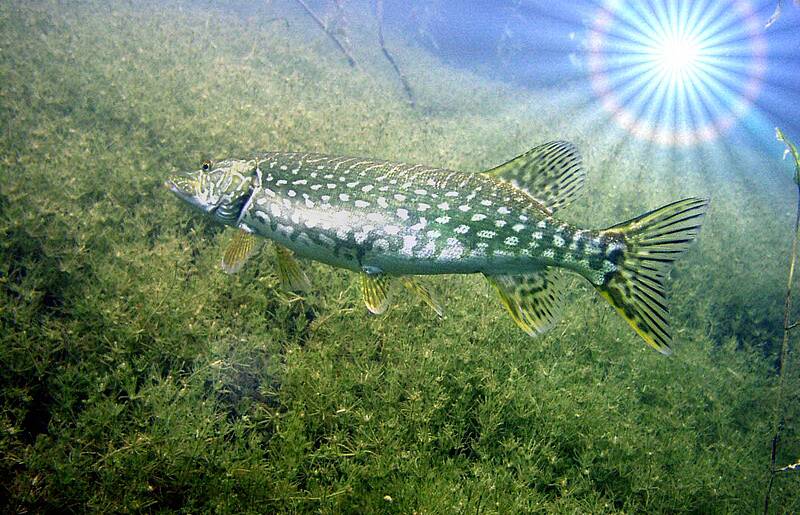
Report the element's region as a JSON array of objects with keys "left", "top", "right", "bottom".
[
  {"left": 293, "top": 0, "right": 357, "bottom": 67},
  {"left": 766, "top": 0, "right": 800, "bottom": 28},
  {"left": 265, "top": 17, "right": 290, "bottom": 28},
  {"left": 766, "top": 0, "right": 783, "bottom": 28},
  {"left": 375, "top": 0, "right": 415, "bottom": 106},
  {"left": 764, "top": 127, "right": 800, "bottom": 514}
]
